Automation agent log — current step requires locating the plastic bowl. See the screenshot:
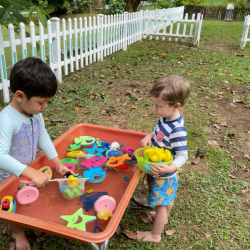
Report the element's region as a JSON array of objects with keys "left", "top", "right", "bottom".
[{"left": 134, "top": 147, "right": 173, "bottom": 175}]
